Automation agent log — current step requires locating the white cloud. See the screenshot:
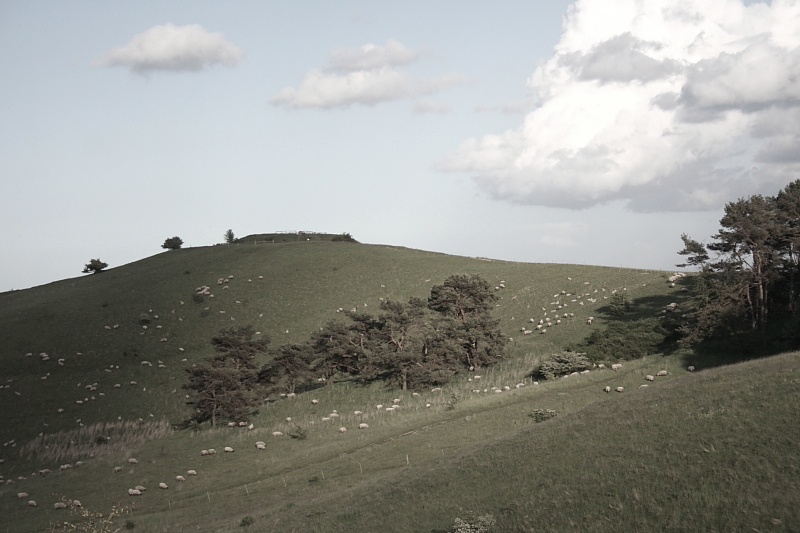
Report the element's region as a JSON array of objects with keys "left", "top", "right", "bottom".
[
  {"left": 93, "top": 23, "right": 244, "bottom": 74},
  {"left": 270, "top": 40, "right": 465, "bottom": 109},
  {"left": 437, "top": 0, "right": 800, "bottom": 212}
]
